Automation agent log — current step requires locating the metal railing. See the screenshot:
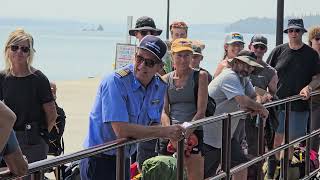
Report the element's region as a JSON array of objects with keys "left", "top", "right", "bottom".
[{"left": 1, "top": 91, "right": 320, "bottom": 180}]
